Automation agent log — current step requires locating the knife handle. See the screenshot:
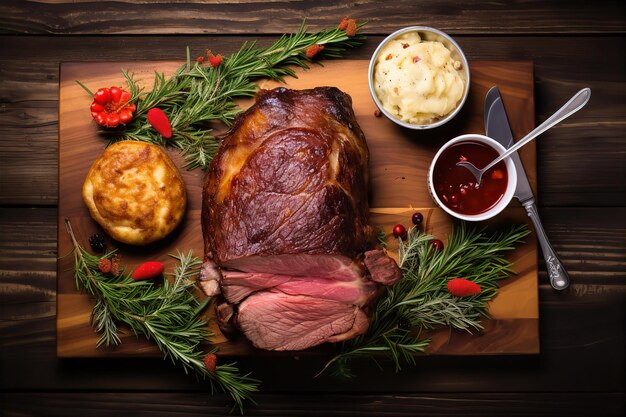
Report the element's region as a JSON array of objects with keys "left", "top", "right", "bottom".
[{"left": 523, "top": 199, "right": 570, "bottom": 290}]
